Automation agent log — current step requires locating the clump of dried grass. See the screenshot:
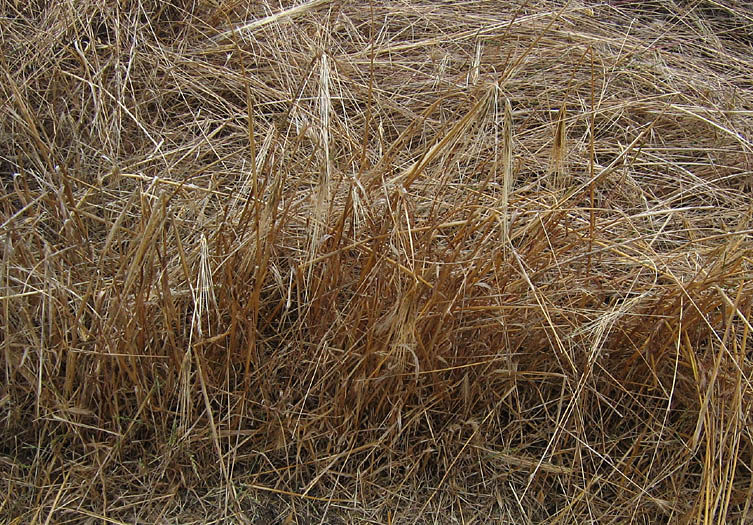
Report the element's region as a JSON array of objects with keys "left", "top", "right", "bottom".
[{"left": 2, "top": 0, "right": 753, "bottom": 522}]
